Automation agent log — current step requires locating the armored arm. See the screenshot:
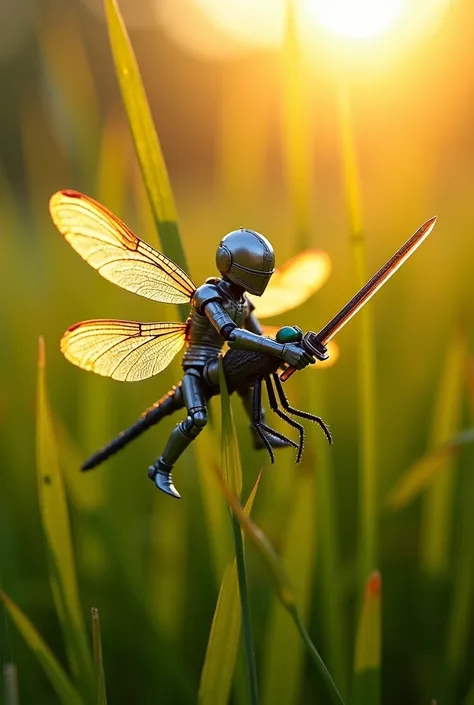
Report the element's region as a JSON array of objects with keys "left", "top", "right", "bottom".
[{"left": 202, "top": 299, "right": 314, "bottom": 370}]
